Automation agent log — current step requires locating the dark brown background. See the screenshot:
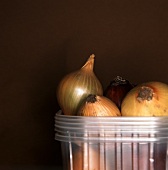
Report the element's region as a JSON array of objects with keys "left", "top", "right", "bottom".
[{"left": 0, "top": 0, "right": 168, "bottom": 169}]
